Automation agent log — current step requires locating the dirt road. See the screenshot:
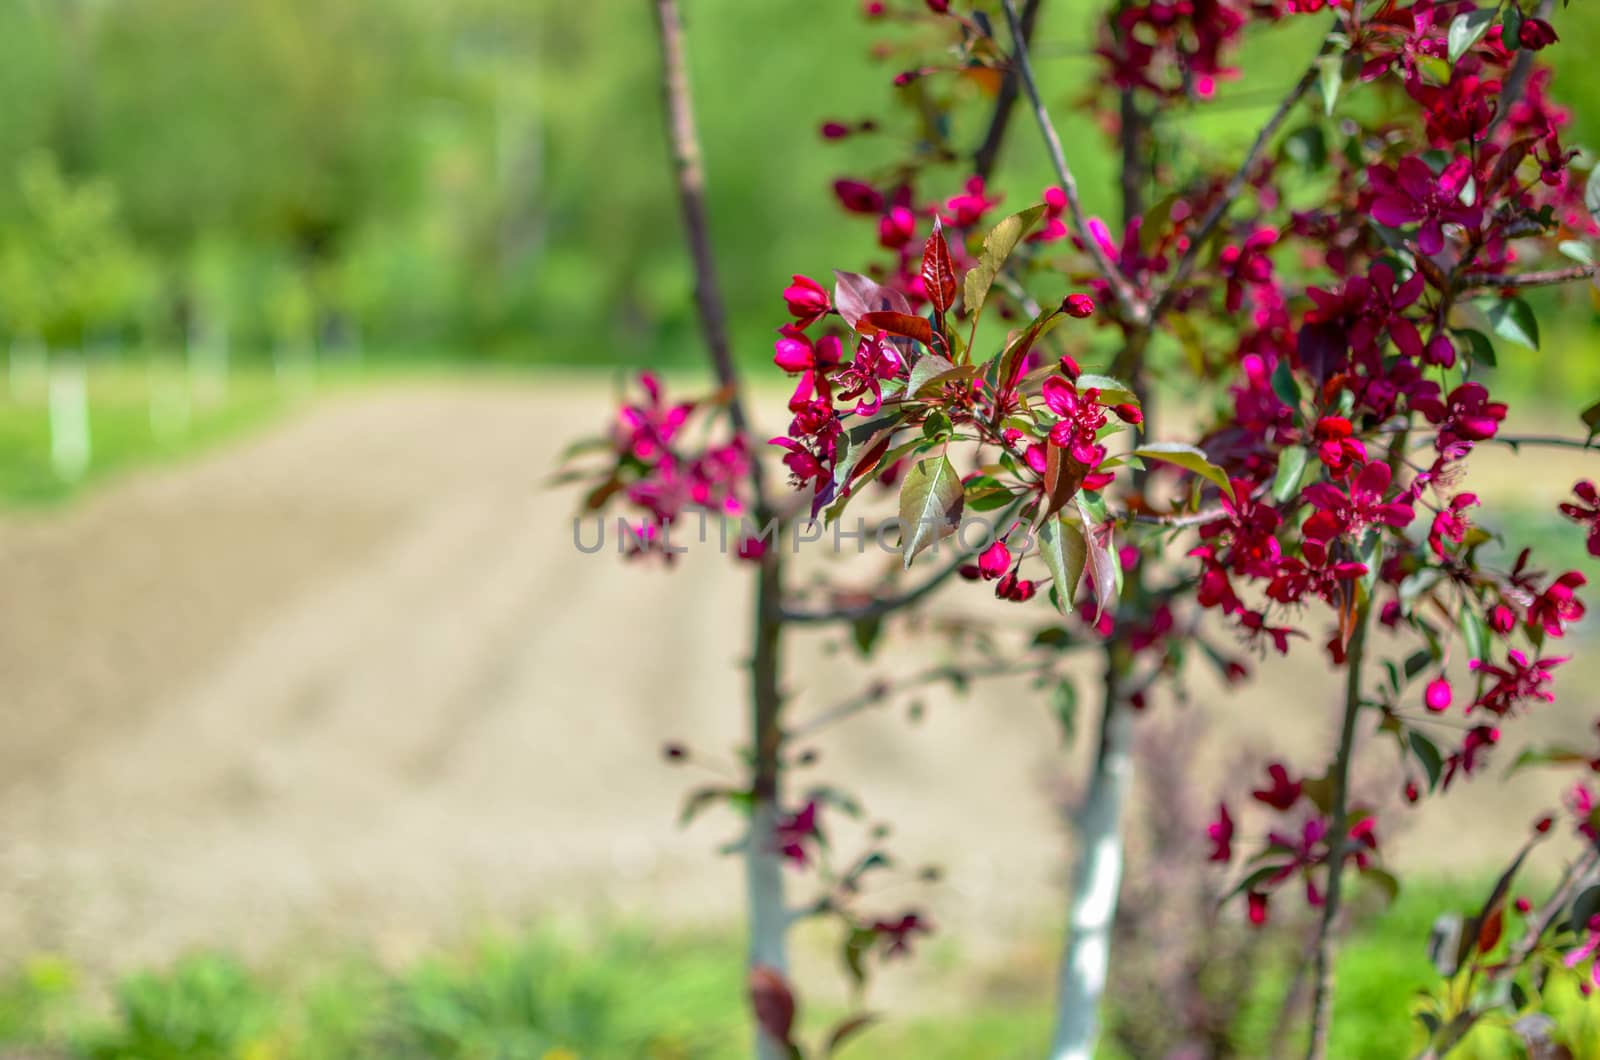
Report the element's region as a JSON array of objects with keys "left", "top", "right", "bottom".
[{"left": 0, "top": 377, "right": 1593, "bottom": 975}]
